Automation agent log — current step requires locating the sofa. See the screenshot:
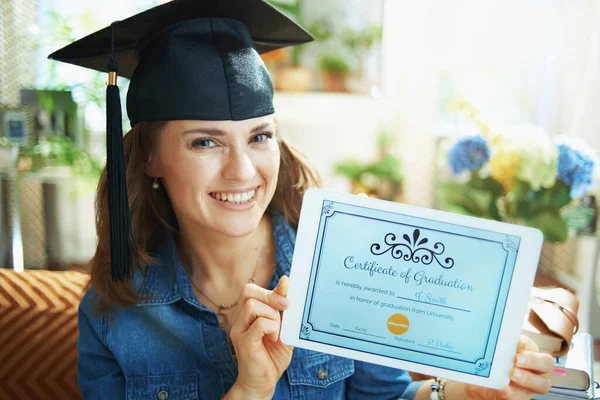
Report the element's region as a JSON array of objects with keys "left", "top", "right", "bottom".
[{"left": 0, "top": 268, "right": 88, "bottom": 400}]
